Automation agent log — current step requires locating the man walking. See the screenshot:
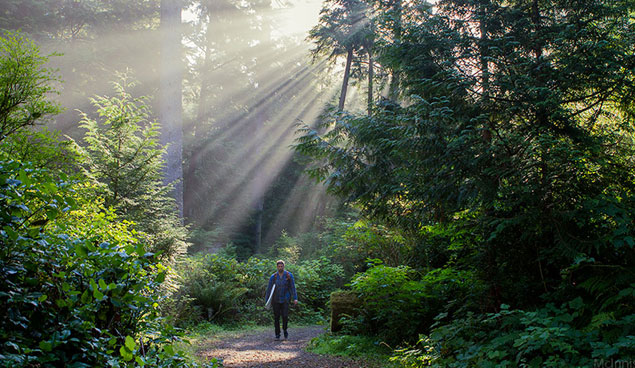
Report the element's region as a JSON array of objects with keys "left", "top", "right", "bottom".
[{"left": 265, "top": 260, "right": 298, "bottom": 339}]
